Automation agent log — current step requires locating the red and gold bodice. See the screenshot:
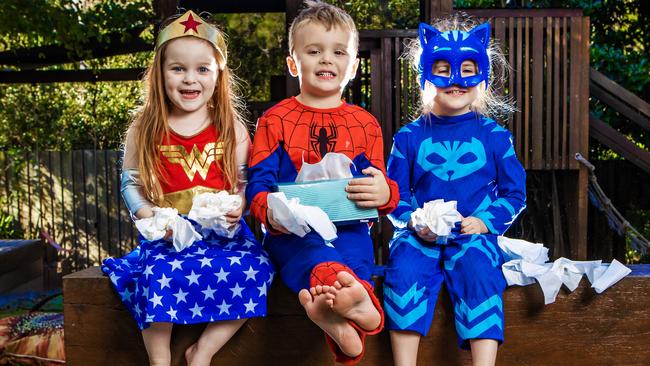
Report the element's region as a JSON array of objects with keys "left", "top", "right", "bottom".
[{"left": 158, "top": 126, "right": 229, "bottom": 213}]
